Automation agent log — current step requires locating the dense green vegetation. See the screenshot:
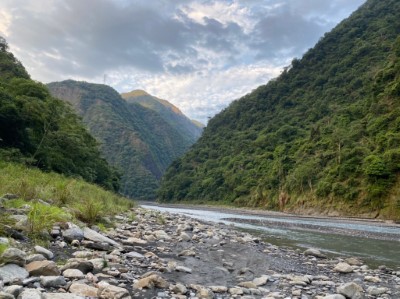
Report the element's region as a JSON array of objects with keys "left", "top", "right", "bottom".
[
  {"left": 0, "top": 37, "right": 119, "bottom": 191},
  {"left": 158, "top": 0, "right": 400, "bottom": 219},
  {"left": 48, "top": 81, "right": 199, "bottom": 199},
  {"left": 121, "top": 90, "right": 203, "bottom": 143}
]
